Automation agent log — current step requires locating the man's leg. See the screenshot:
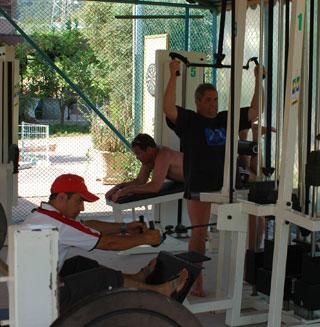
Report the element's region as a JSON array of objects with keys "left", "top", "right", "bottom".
[
  {"left": 128, "top": 258, "right": 157, "bottom": 282},
  {"left": 187, "top": 199, "right": 211, "bottom": 297},
  {"left": 123, "top": 269, "right": 189, "bottom": 298}
]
